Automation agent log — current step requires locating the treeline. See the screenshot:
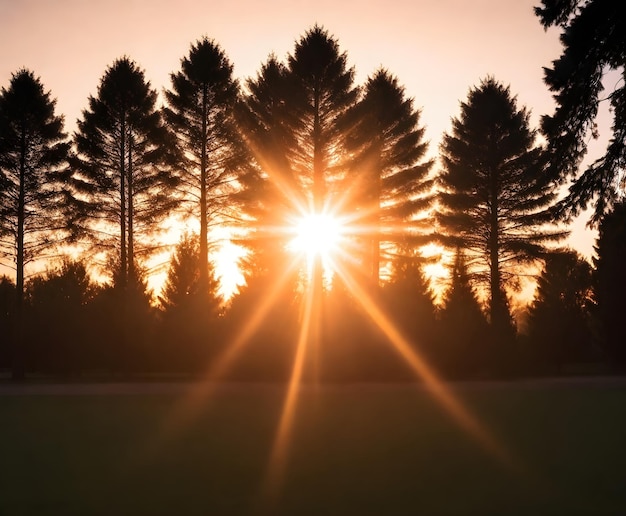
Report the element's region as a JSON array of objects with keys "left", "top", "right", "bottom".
[{"left": 1, "top": 10, "right": 625, "bottom": 381}]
